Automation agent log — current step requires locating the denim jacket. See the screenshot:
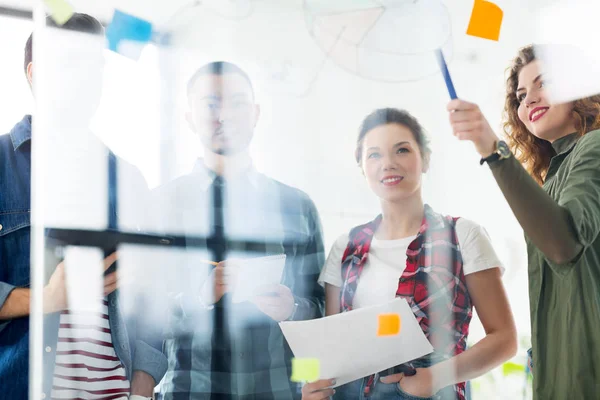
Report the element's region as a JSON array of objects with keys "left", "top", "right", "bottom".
[{"left": 0, "top": 116, "right": 167, "bottom": 399}]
